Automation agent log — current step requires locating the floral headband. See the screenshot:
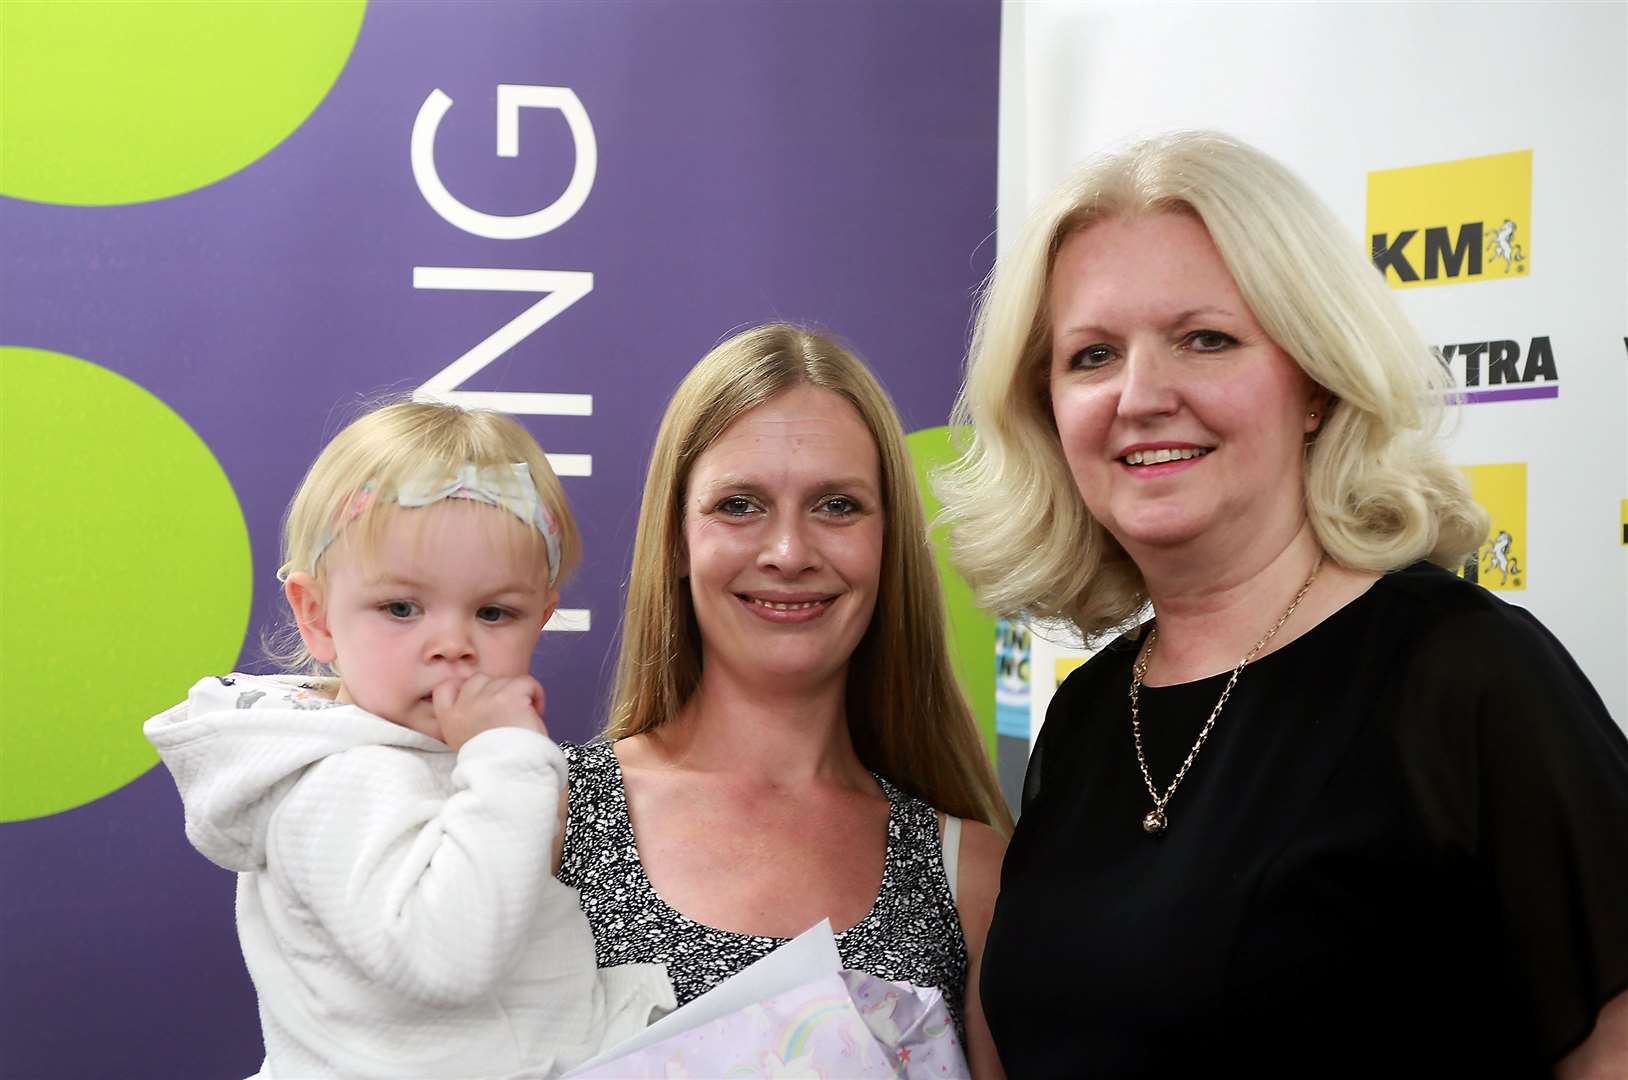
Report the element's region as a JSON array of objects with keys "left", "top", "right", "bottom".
[{"left": 312, "top": 462, "right": 563, "bottom": 585}]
